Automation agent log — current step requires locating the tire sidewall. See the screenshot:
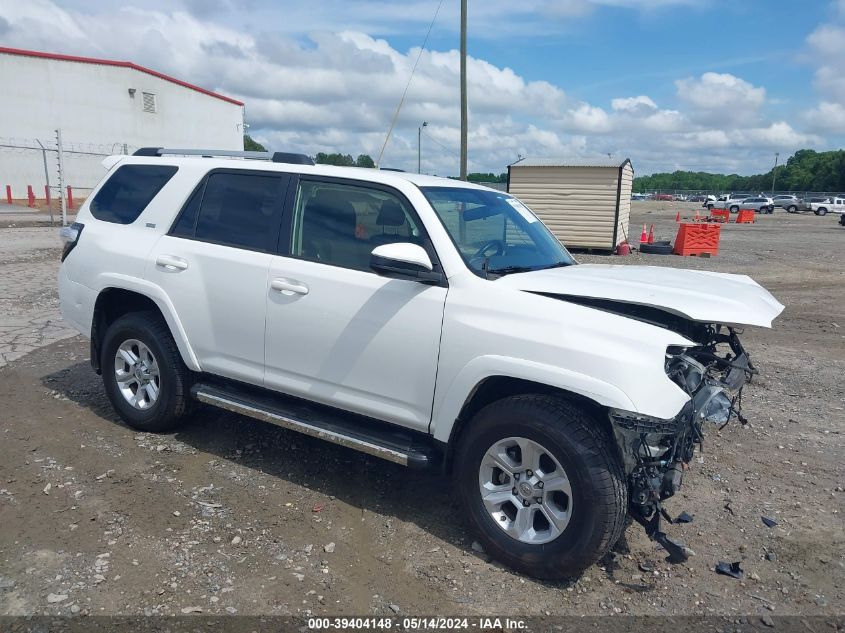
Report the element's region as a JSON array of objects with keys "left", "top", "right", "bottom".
[
  {"left": 456, "top": 408, "right": 612, "bottom": 576},
  {"left": 101, "top": 316, "right": 177, "bottom": 428}
]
